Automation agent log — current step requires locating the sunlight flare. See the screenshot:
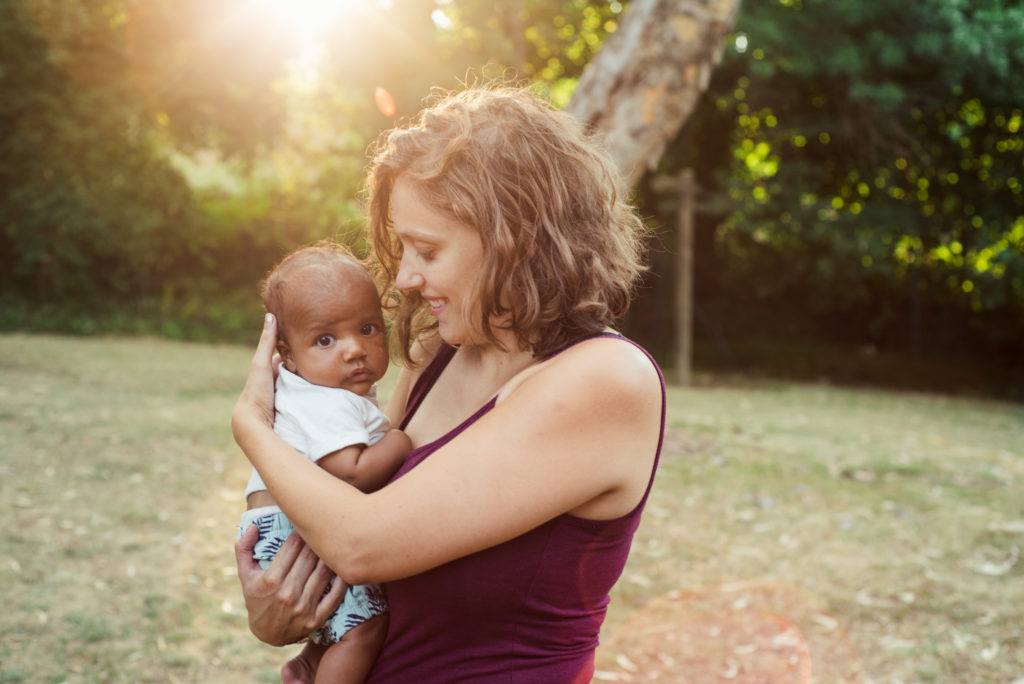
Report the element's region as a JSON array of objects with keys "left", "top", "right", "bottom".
[
  {"left": 375, "top": 87, "right": 396, "bottom": 117},
  {"left": 247, "top": 0, "right": 351, "bottom": 84},
  {"left": 249, "top": 0, "right": 347, "bottom": 44}
]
